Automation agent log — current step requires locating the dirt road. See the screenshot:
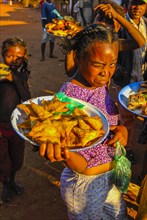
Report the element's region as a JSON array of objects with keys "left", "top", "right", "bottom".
[{"left": 0, "top": 2, "right": 146, "bottom": 220}]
